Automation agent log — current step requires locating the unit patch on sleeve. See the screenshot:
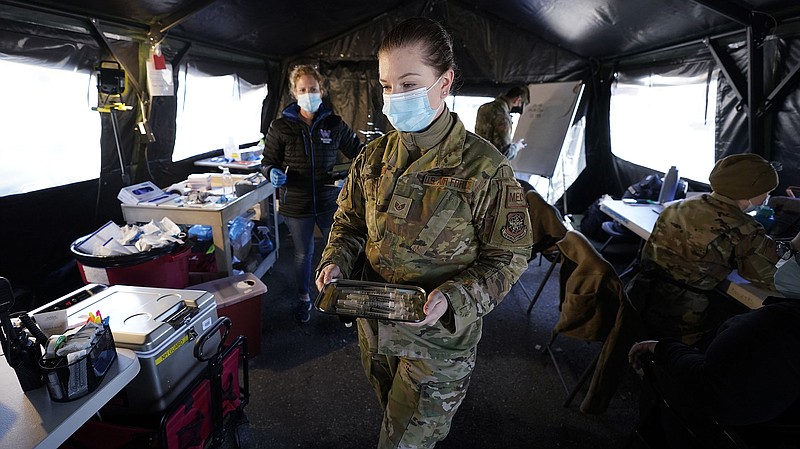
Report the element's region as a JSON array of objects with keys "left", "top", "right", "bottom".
[
  {"left": 501, "top": 211, "right": 528, "bottom": 242},
  {"left": 388, "top": 195, "right": 412, "bottom": 219}
]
